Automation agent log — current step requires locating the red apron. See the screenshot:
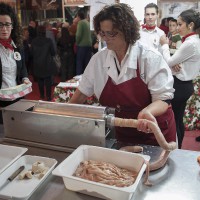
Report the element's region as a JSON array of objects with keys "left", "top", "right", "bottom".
[{"left": 99, "top": 69, "right": 176, "bottom": 145}]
